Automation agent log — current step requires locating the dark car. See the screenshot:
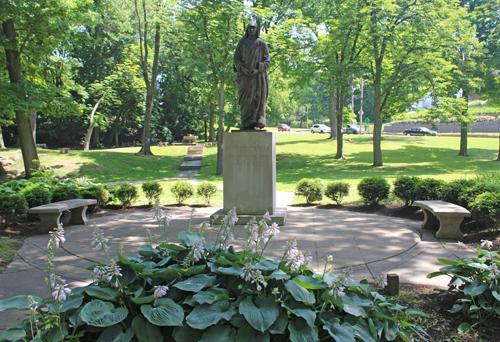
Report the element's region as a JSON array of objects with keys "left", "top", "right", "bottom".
[
  {"left": 278, "top": 124, "right": 291, "bottom": 132},
  {"left": 403, "top": 127, "right": 438, "bottom": 136}
]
